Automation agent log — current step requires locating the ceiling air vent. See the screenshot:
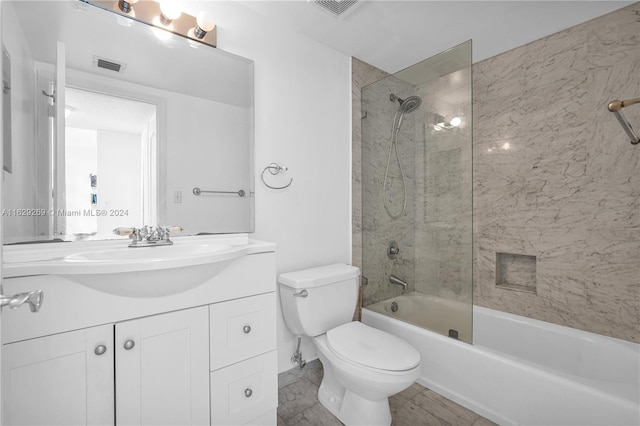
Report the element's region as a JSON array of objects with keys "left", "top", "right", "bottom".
[
  {"left": 314, "top": 0, "right": 365, "bottom": 20},
  {"left": 92, "top": 56, "right": 126, "bottom": 73}
]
